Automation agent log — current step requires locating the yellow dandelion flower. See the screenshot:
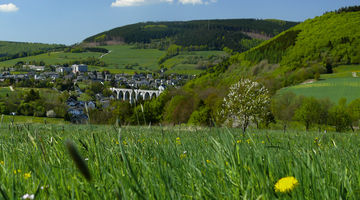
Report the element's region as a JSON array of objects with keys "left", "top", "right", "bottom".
[
  {"left": 261, "top": 141, "right": 265, "bottom": 144},
  {"left": 274, "top": 176, "right": 299, "bottom": 193},
  {"left": 176, "top": 137, "right": 181, "bottom": 145},
  {"left": 206, "top": 160, "right": 211, "bottom": 164},
  {"left": 14, "top": 169, "right": 21, "bottom": 174},
  {"left": 24, "top": 172, "right": 31, "bottom": 180},
  {"left": 246, "top": 139, "right": 251, "bottom": 144},
  {"left": 0, "top": 161, "right": 4, "bottom": 165},
  {"left": 180, "top": 154, "right": 186, "bottom": 159},
  {"left": 236, "top": 140, "right": 242, "bottom": 144}
]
